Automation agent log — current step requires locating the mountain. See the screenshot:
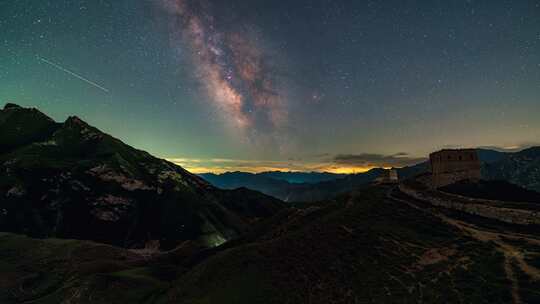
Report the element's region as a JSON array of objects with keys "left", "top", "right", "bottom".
[
  {"left": 0, "top": 104, "right": 284, "bottom": 249},
  {"left": 201, "top": 169, "right": 385, "bottom": 202},
  {"left": 2, "top": 184, "right": 539, "bottom": 303},
  {"left": 202, "top": 171, "right": 347, "bottom": 186},
  {"left": 396, "top": 161, "right": 429, "bottom": 179},
  {"left": 440, "top": 179, "right": 540, "bottom": 203},
  {"left": 200, "top": 172, "right": 292, "bottom": 197},
  {"left": 283, "top": 167, "right": 386, "bottom": 201},
  {"left": 258, "top": 171, "right": 346, "bottom": 184},
  {"left": 201, "top": 147, "right": 540, "bottom": 202},
  {"left": 201, "top": 165, "right": 428, "bottom": 202},
  {"left": 477, "top": 148, "right": 508, "bottom": 163},
  {"left": 483, "top": 147, "right": 540, "bottom": 192}
]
